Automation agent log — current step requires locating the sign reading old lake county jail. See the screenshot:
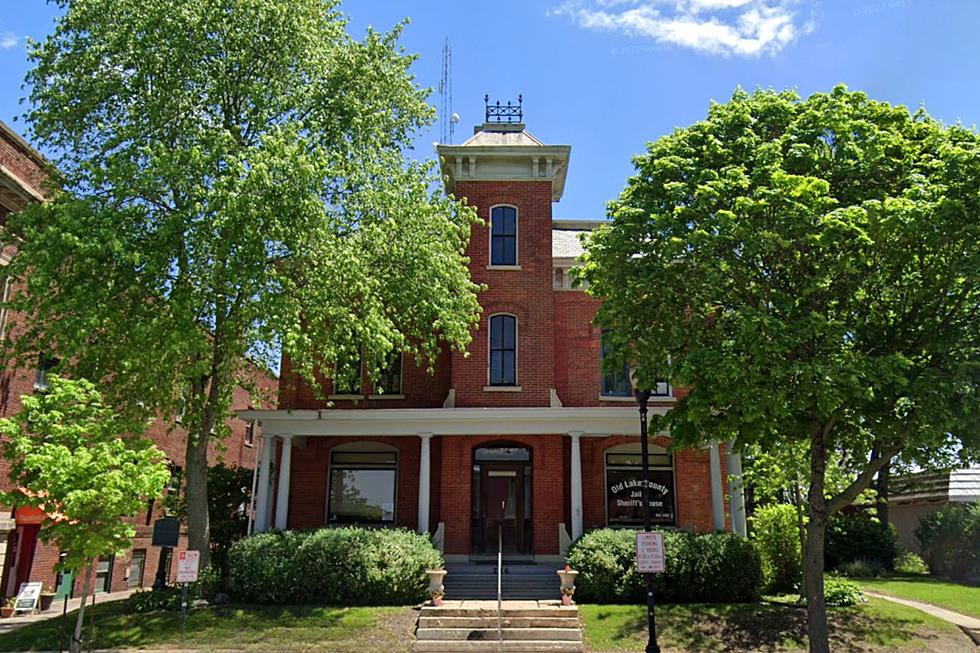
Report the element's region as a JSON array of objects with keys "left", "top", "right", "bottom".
[{"left": 606, "top": 469, "right": 676, "bottom": 526}]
